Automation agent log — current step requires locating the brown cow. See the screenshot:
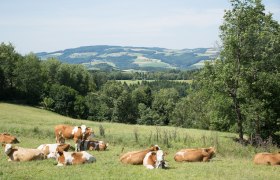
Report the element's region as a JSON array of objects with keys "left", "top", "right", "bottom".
[
  {"left": 2, "top": 143, "right": 45, "bottom": 162},
  {"left": 253, "top": 152, "right": 280, "bottom": 165},
  {"left": 54, "top": 124, "right": 93, "bottom": 151},
  {"left": 174, "top": 147, "right": 215, "bottom": 162},
  {"left": 0, "top": 133, "right": 20, "bottom": 144},
  {"left": 120, "top": 145, "right": 160, "bottom": 165},
  {"left": 82, "top": 140, "right": 108, "bottom": 151}
]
